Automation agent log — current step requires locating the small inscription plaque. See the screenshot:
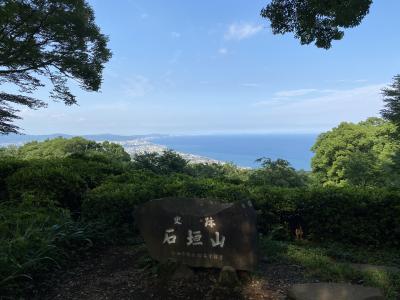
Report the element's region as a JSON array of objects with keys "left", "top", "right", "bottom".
[{"left": 135, "top": 197, "right": 258, "bottom": 271}]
